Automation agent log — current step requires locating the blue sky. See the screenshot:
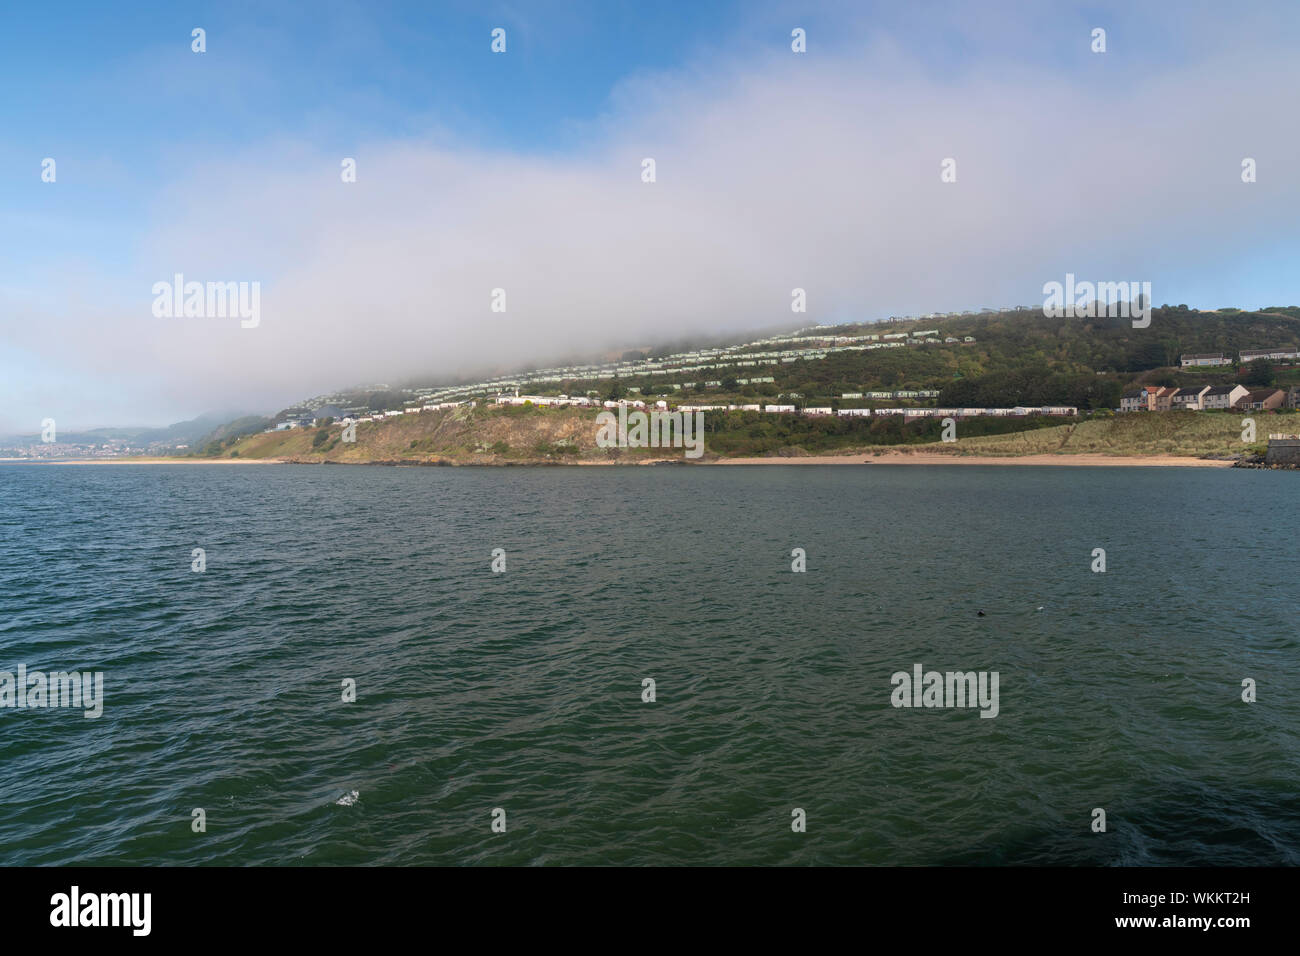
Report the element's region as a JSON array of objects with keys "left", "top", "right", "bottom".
[{"left": 2, "top": 1, "right": 1299, "bottom": 431}]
